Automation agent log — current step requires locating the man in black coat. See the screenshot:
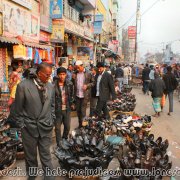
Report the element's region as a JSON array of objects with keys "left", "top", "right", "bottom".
[
  {"left": 9, "top": 63, "right": 55, "bottom": 180},
  {"left": 142, "top": 63, "right": 151, "bottom": 94},
  {"left": 95, "top": 62, "right": 117, "bottom": 119},
  {"left": 54, "top": 67, "right": 73, "bottom": 147},
  {"left": 163, "top": 66, "right": 178, "bottom": 115}
]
